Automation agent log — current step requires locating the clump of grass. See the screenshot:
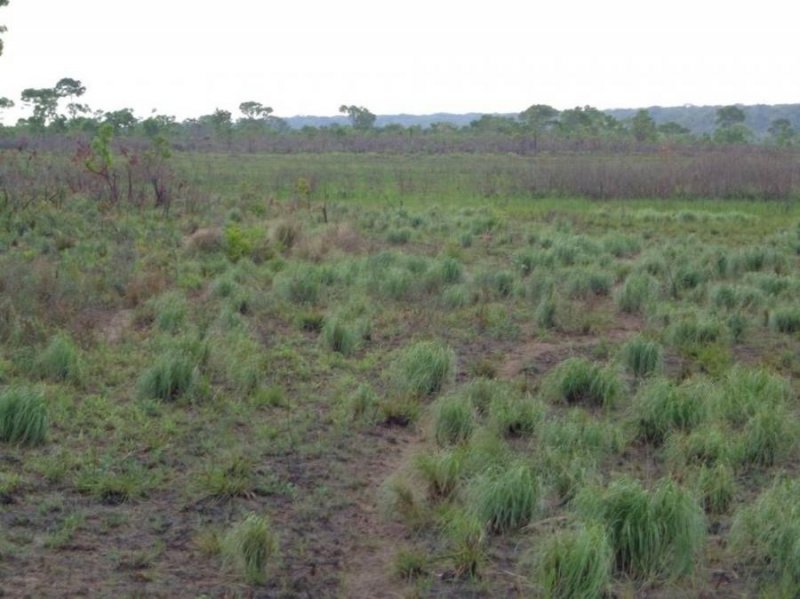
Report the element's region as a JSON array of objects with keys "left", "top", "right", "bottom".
[
  {"left": 464, "top": 377, "right": 504, "bottom": 415},
  {"left": 0, "top": 387, "right": 47, "bottom": 446},
  {"left": 769, "top": 307, "right": 800, "bottom": 333},
  {"left": 443, "top": 508, "right": 486, "bottom": 578},
  {"left": 716, "top": 366, "right": 790, "bottom": 427},
  {"left": 415, "top": 448, "right": 465, "bottom": 500},
  {"left": 137, "top": 352, "right": 197, "bottom": 401},
  {"left": 379, "top": 395, "right": 422, "bottom": 427},
  {"left": 344, "top": 383, "right": 380, "bottom": 425},
  {"left": 615, "top": 273, "right": 658, "bottom": 314},
  {"left": 633, "top": 378, "right": 707, "bottom": 445},
  {"left": 440, "top": 257, "right": 463, "bottom": 284},
  {"left": 545, "top": 357, "right": 622, "bottom": 408},
  {"left": 393, "top": 547, "right": 428, "bottom": 581},
  {"left": 488, "top": 394, "right": 544, "bottom": 438},
  {"left": 468, "top": 463, "right": 540, "bottom": 533},
  {"left": 397, "top": 340, "right": 455, "bottom": 398},
  {"left": 275, "top": 265, "right": 321, "bottom": 305},
  {"left": 222, "top": 513, "right": 279, "bottom": 585},
  {"left": 535, "top": 293, "right": 559, "bottom": 330},
  {"left": 730, "top": 477, "right": 800, "bottom": 593},
  {"left": 536, "top": 523, "right": 612, "bottom": 599},
  {"left": 37, "top": 333, "right": 81, "bottom": 384},
  {"left": 665, "top": 425, "right": 737, "bottom": 468},
  {"left": 387, "top": 228, "right": 412, "bottom": 245},
  {"left": 565, "top": 269, "right": 612, "bottom": 300},
  {"left": 740, "top": 405, "right": 796, "bottom": 467},
  {"left": 441, "top": 284, "right": 473, "bottom": 309},
  {"left": 695, "top": 463, "right": 735, "bottom": 514},
  {"left": 153, "top": 292, "right": 188, "bottom": 333},
  {"left": 578, "top": 477, "right": 705, "bottom": 580},
  {"left": 667, "top": 316, "right": 722, "bottom": 347},
  {"left": 321, "top": 317, "right": 360, "bottom": 356},
  {"left": 433, "top": 395, "right": 475, "bottom": 447},
  {"left": 621, "top": 337, "right": 663, "bottom": 378},
  {"left": 200, "top": 455, "right": 255, "bottom": 498}
]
